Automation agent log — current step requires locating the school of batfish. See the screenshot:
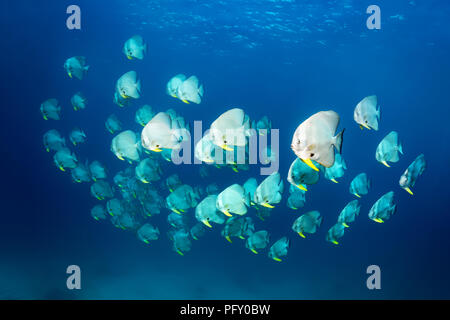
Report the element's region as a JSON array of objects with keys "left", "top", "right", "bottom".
[{"left": 41, "top": 35, "right": 426, "bottom": 260}]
